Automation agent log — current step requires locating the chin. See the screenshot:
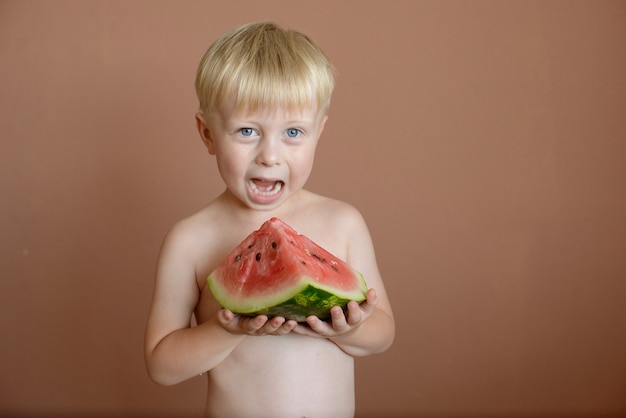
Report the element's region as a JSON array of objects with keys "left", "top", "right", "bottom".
[{"left": 247, "top": 201, "right": 284, "bottom": 212}]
